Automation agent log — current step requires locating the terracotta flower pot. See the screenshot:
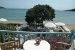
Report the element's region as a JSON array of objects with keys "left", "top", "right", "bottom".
[{"left": 36, "top": 37, "right": 41, "bottom": 44}]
